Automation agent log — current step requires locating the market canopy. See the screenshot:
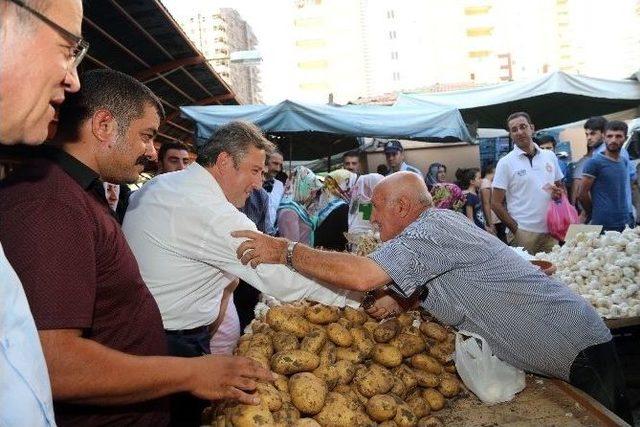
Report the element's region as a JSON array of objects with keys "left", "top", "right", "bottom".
[
  {"left": 180, "top": 99, "right": 472, "bottom": 160},
  {"left": 394, "top": 72, "right": 640, "bottom": 129}
]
